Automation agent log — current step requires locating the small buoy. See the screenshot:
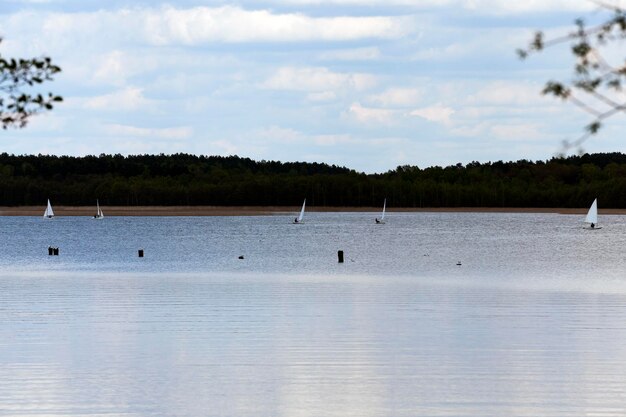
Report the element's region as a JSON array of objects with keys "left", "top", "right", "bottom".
[
  {"left": 138, "top": 249, "right": 144, "bottom": 258},
  {"left": 456, "top": 261, "right": 462, "bottom": 266},
  {"left": 338, "top": 250, "right": 344, "bottom": 263},
  {"left": 238, "top": 255, "right": 244, "bottom": 260}
]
